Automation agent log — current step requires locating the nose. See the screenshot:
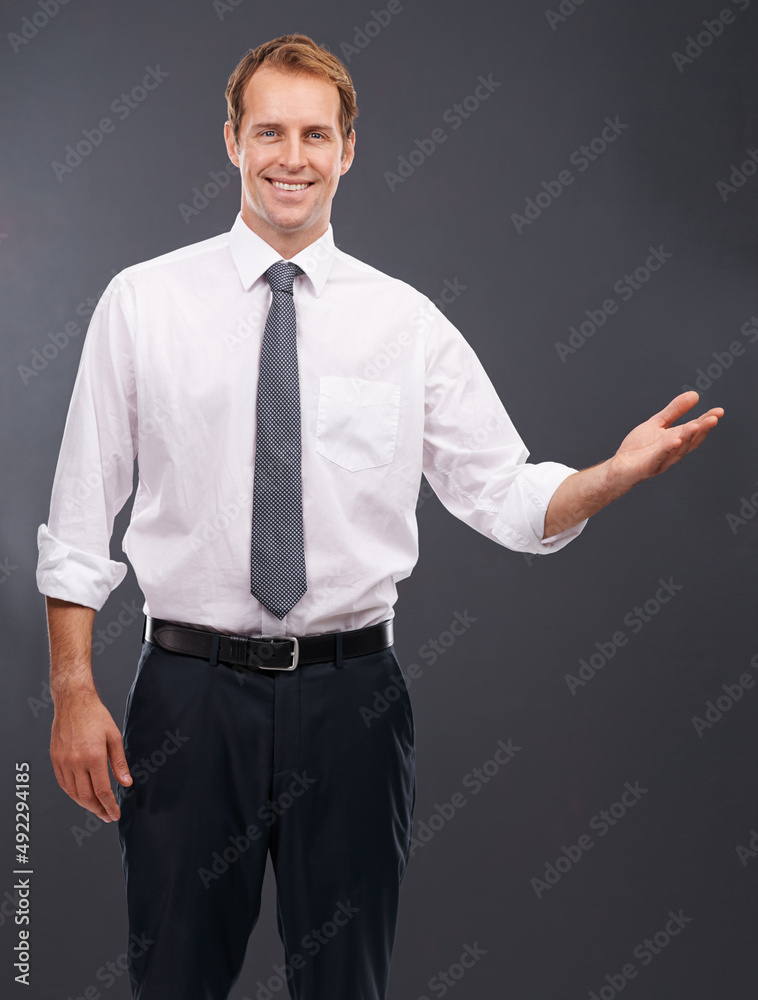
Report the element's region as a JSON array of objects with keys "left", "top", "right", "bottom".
[{"left": 278, "top": 134, "right": 307, "bottom": 172}]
